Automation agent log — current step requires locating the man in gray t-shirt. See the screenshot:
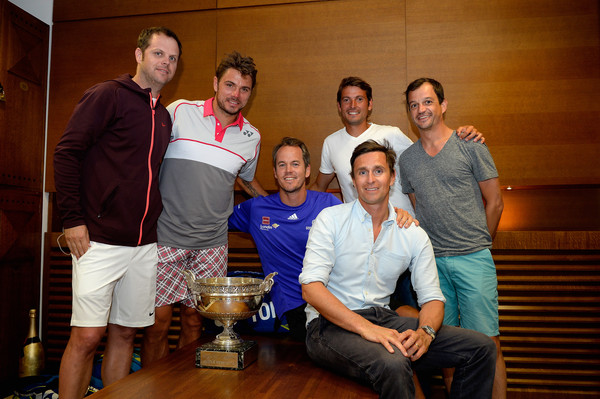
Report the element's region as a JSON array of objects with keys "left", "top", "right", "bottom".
[{"left": 399, "top": 78, "right": 506, "bottom": 399}]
